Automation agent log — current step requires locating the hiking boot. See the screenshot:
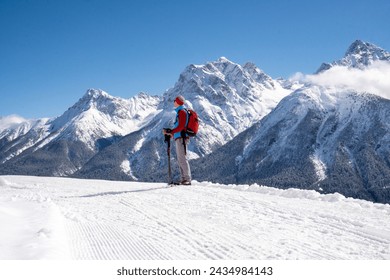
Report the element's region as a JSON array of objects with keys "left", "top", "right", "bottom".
[{"left": 174, "top": 180, "right": 191, "bottom": 185}]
